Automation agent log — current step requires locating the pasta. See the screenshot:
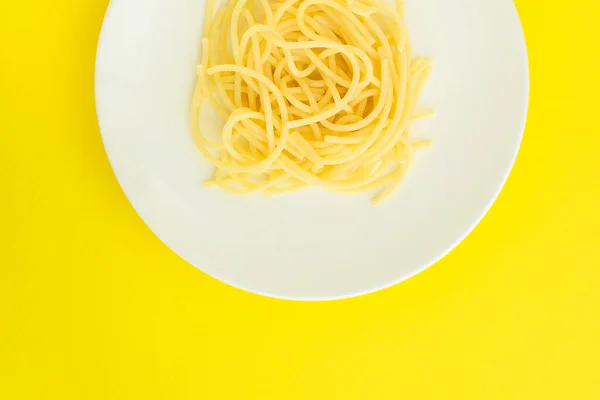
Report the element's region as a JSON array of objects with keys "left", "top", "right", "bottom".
[{"left": 190, "top": 0, "right": 432, "bottom": 205}]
